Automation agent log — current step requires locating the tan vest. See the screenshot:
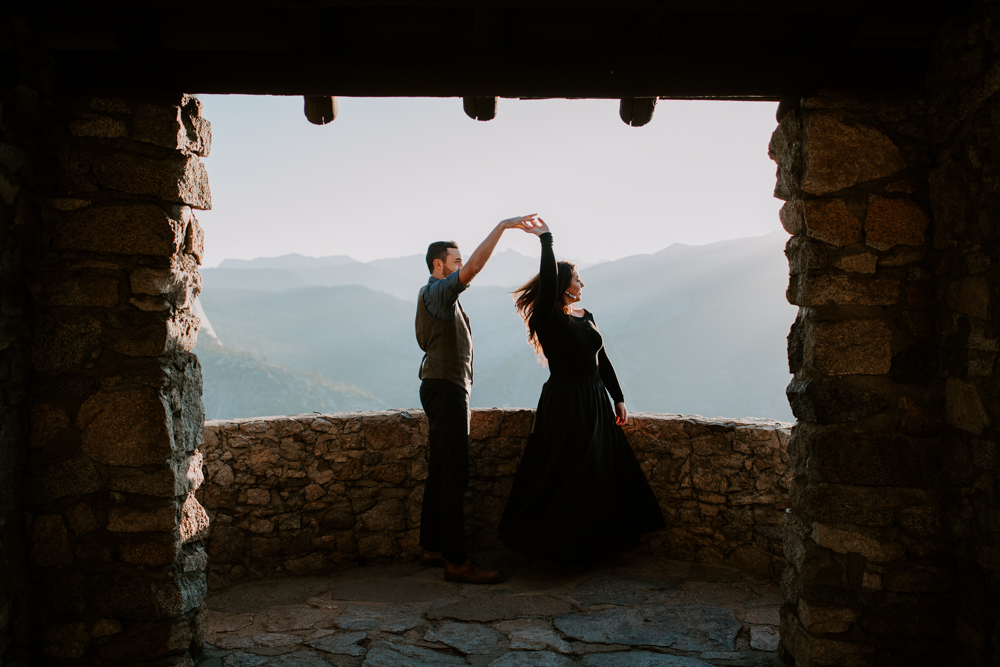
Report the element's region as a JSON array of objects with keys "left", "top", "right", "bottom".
[{"left": 416, "top": 285, "right": 473, "bottom": 392}]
